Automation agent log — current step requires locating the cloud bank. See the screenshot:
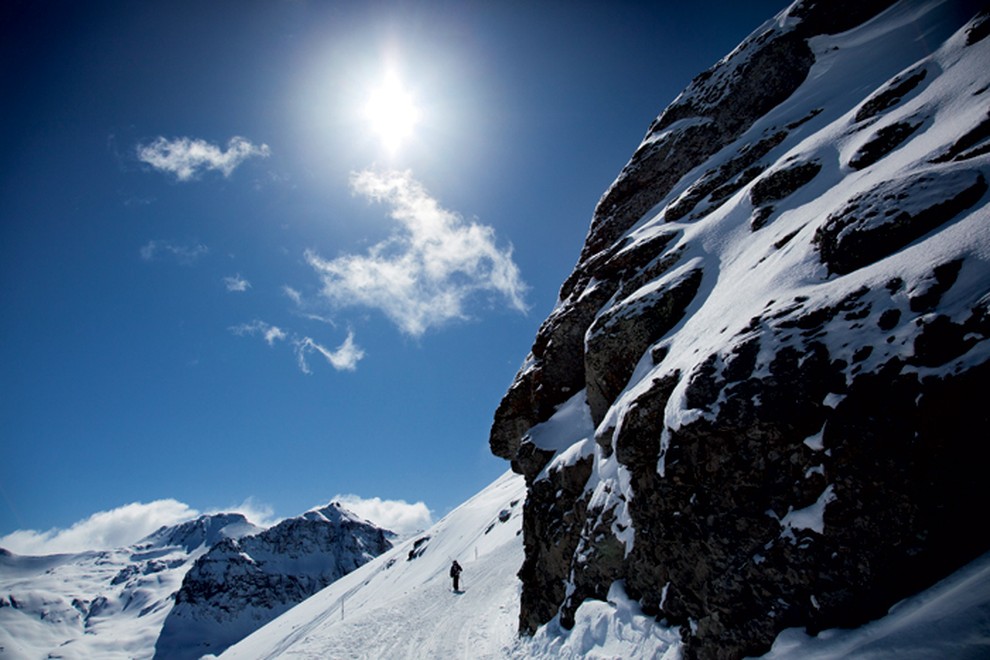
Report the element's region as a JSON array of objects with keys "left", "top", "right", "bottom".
[
  {"left": 137, "top": 136, "right": 270, "bottom": 182},
  {"left": 332, "top": 494, "right": 433, "bottom": 538},
  {"left": 306, "top": 169, "right": 527, "bottom": 337},
  {"left": 208, "top": 496, "right": 279, "bottom": 530},
  {"left": 0, "top": 499, "right": 198, "bottom": 555}
]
